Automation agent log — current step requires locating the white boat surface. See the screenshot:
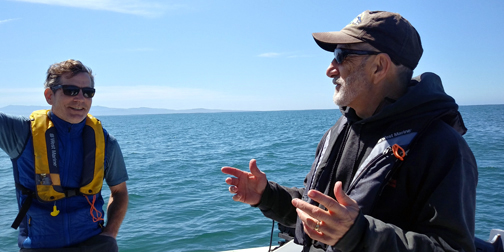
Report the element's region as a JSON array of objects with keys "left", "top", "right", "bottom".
[
  {"left": 222, "top": 240, "right": 301, "bottom": 252},
  {"left": 222, "top": 229, "right": 504, "bottom": 252}
]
